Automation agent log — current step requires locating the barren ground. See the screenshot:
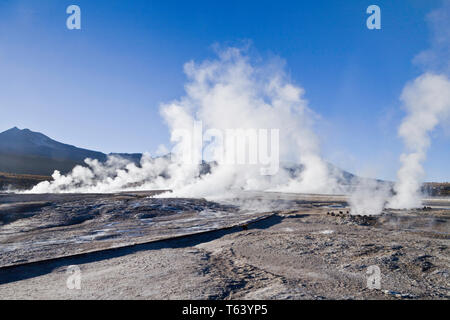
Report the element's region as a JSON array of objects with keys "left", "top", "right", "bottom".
[{"left": 0, "top": 191, "right": 448, "bottom": 300}]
